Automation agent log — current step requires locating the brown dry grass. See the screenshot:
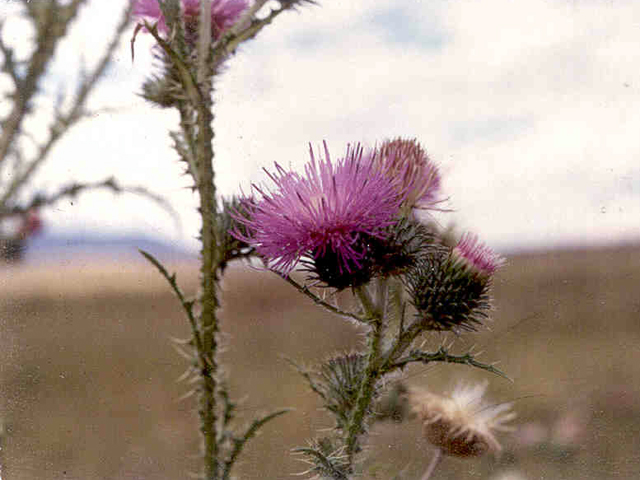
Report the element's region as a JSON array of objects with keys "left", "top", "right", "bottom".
[{"left": 1, "top": 244, "right": 639, "bottom": 480}]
